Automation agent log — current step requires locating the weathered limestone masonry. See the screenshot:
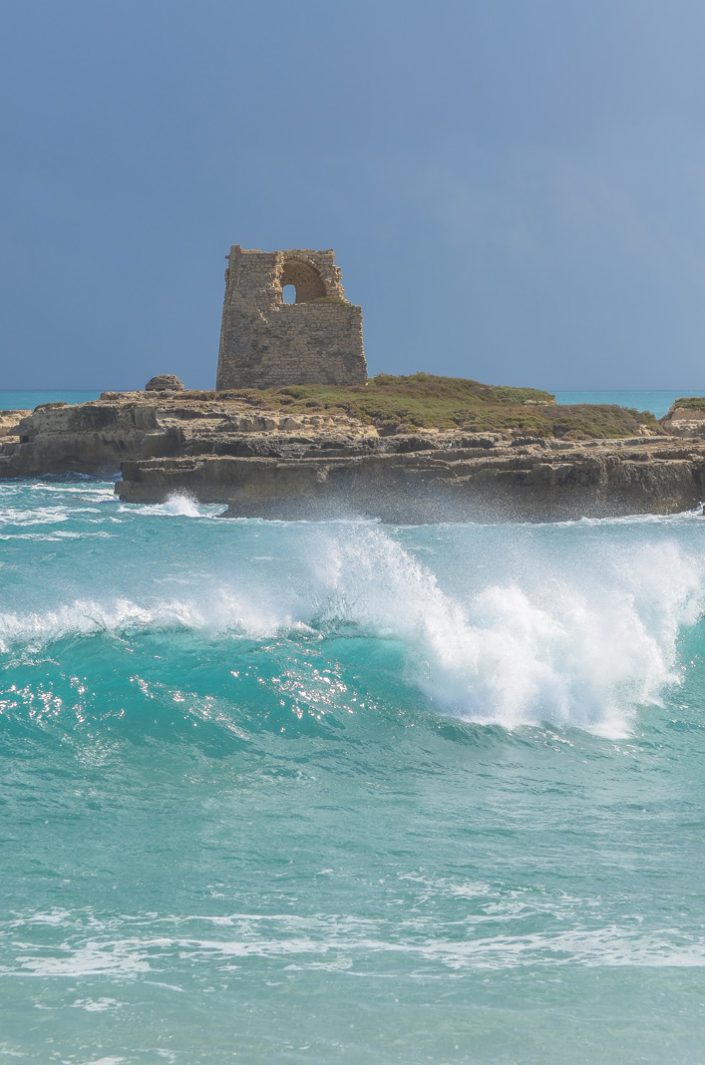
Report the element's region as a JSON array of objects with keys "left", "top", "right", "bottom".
[{"left": 216, "top": 245, "right": 367, "bottom": 389}]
